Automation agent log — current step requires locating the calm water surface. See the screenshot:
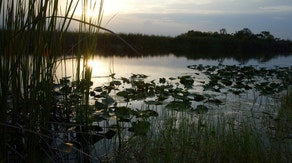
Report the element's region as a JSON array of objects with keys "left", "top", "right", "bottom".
[
  {"left": 56, "top": 54, "right": 292, "bottom": 100},
  {"left": 78, "top": 54, "right": 292, "bottom": 86},
  {"left": 56, "top": 54, "right": 292, "bottom": 158},
  {"left": 56, "top": 53, "right": 292, "bottom": 110}
]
